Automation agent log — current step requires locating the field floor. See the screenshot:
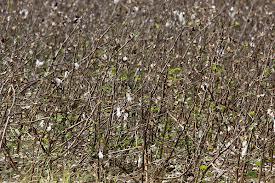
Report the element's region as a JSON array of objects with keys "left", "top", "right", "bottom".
[{"left": 0, "top": 0, "right": 274, "bottom": 182}]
